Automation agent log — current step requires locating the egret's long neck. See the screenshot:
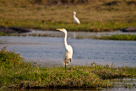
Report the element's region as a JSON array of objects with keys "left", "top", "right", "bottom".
[
  {"left": 73, "top": 13, "right": 76, "bottom": 18},
  {"left": 64, "top": 32, "right": 68, "bottom": 50}
]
